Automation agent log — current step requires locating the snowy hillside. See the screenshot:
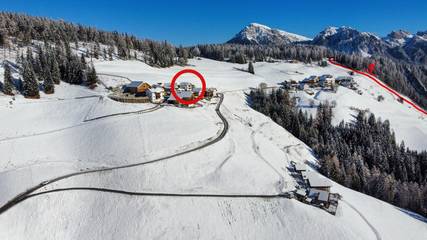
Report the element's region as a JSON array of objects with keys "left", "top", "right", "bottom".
[
  {"left": 227, "top": 23, "right": 311, "bottom": 45},
  {"left": 0, "top": 58, "right": 426, "bottom": 239}
]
